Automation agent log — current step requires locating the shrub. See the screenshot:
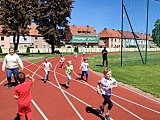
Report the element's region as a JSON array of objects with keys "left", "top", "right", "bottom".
[
  {"left": 0, "top": 46, "right": 2, "bottom": 53},
  {"left": 38, "top": 50, "right": 40, "bottom": 53},
  {"left": 26, "top": 47, "right": 30, "bottom": 53}
]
